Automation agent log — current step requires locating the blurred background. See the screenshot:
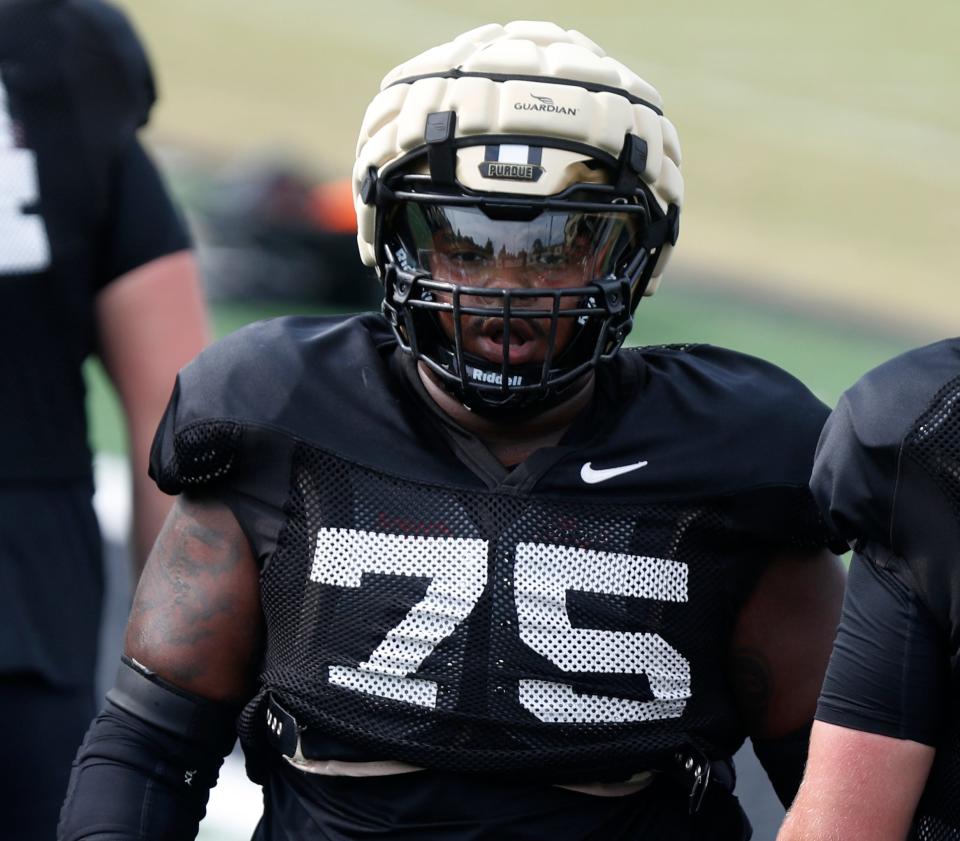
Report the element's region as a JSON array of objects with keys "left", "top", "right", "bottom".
[{"left": 87, "top": 1, "right": 959, "bottom": 838}]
